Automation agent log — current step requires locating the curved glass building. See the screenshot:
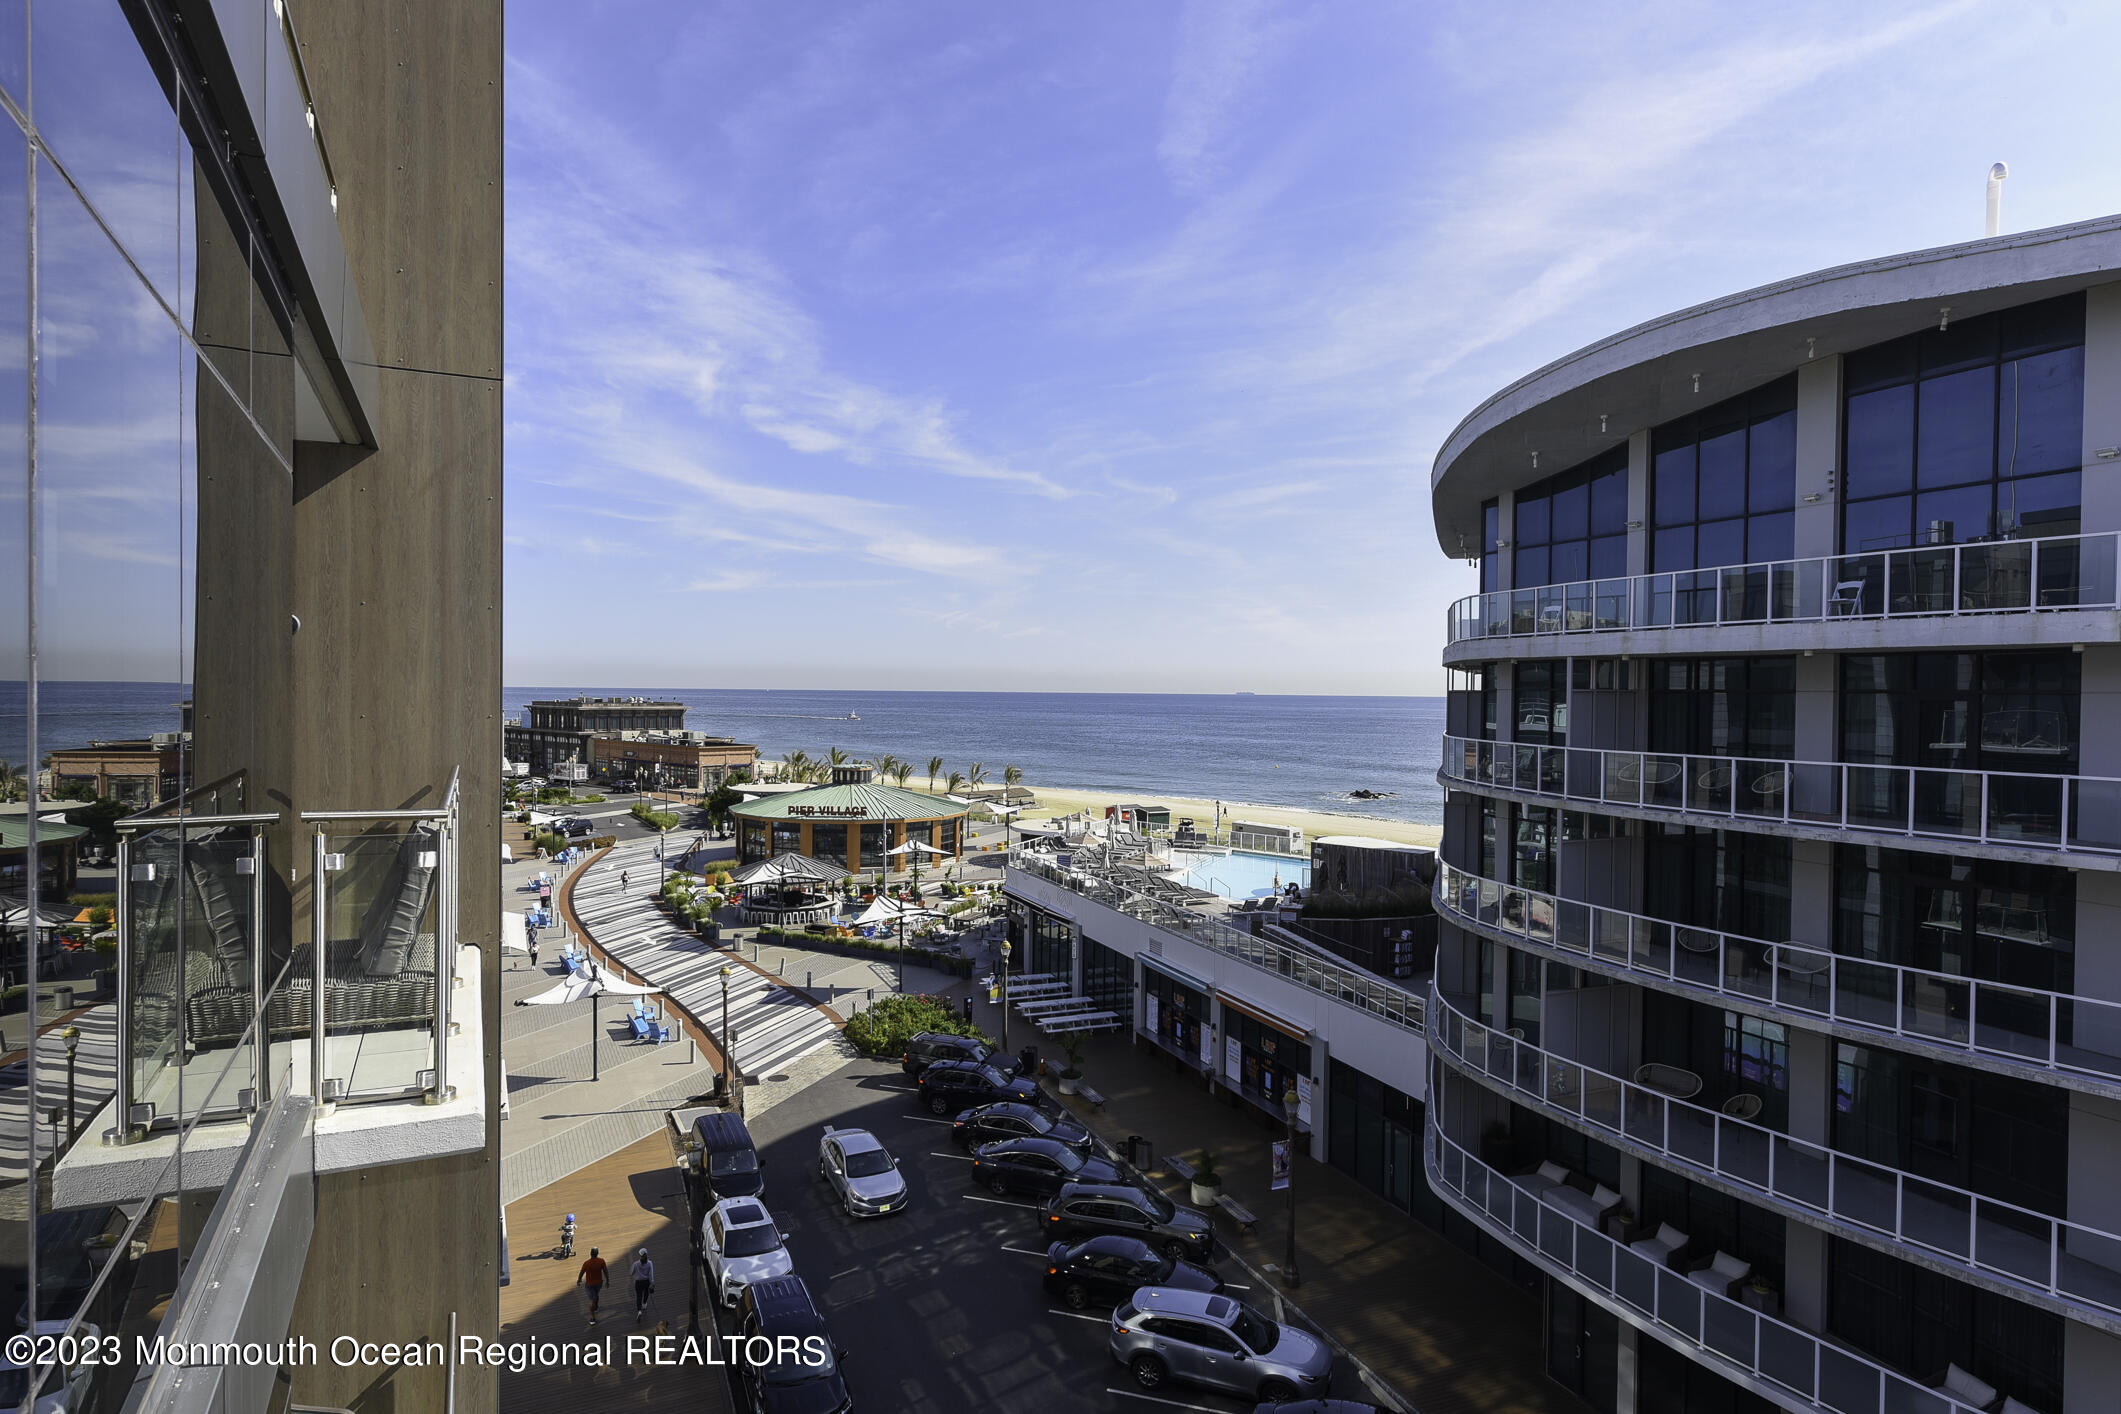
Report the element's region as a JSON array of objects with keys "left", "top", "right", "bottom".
[{"left": 1428, "top": 215, "right": 2121, "bottom": 1414}]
